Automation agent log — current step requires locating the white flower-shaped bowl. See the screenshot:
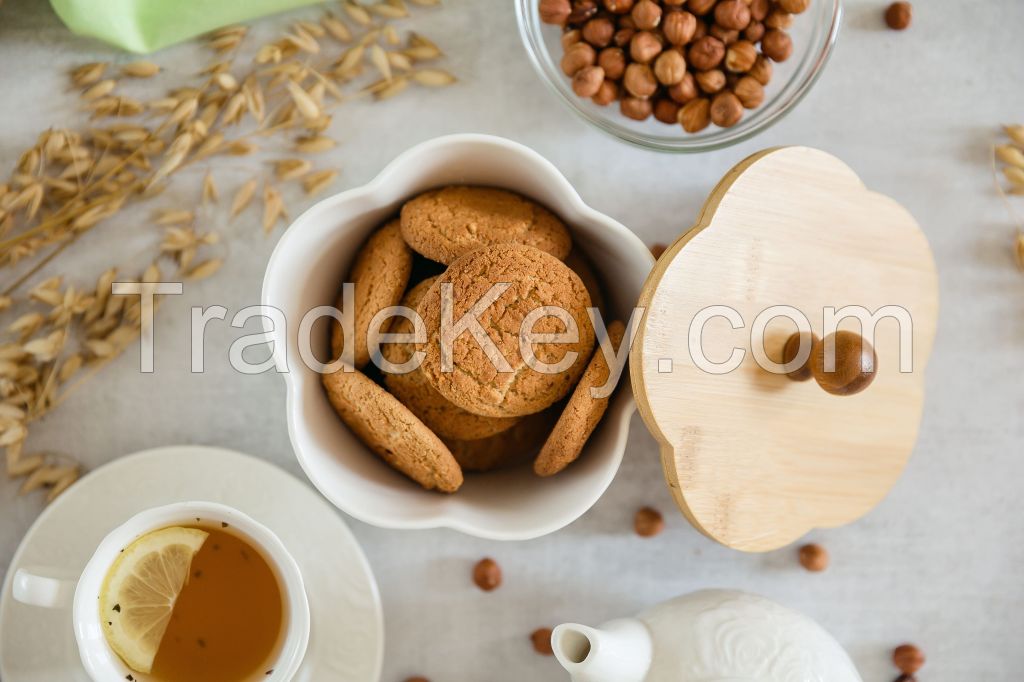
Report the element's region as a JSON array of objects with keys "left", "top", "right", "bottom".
[{"left": 262, "top": 134, "right": 653, "bottom": 540}]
